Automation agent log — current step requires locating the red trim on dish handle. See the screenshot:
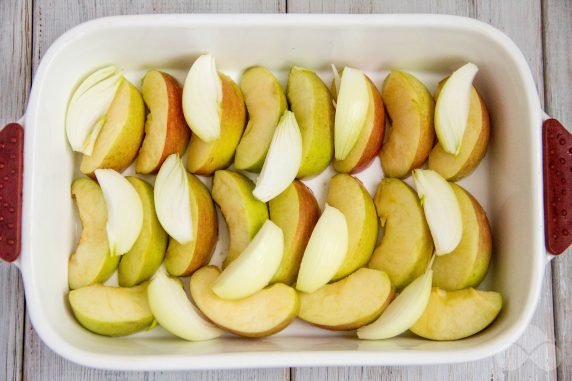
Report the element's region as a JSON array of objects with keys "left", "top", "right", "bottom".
[
  {"left": 543, "top": 118, "right": 572, "bottom": 255},
  {"left": 0, "top": 123, "right": 23, "bottom": 262}
]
